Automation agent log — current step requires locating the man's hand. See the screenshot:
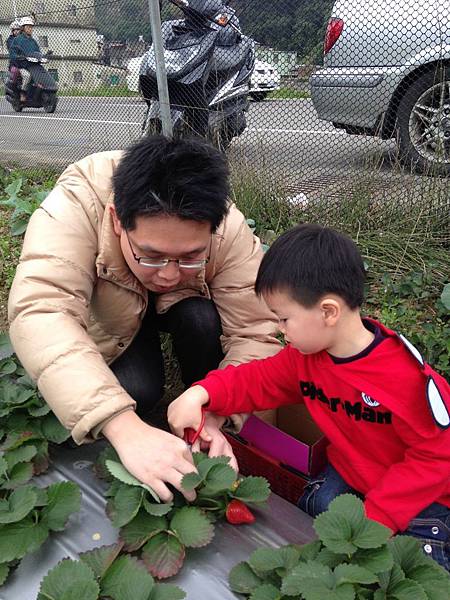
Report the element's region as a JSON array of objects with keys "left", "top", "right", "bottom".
[
  {"left": 102, "top": 411, "right": 197, "bottom": 503},
  {"left": 167, "top": 385, "right": 211, "bottom": 442},
  {"left": 191, "top": 412, "right": 238, "bottom": 471}
]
